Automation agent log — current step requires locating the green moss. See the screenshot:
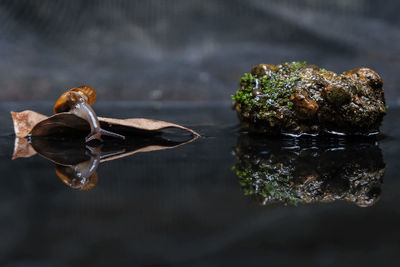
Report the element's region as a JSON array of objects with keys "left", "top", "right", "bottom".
[
  {"left": 291, "top": 61, "right": 307, "bottom": 69},
  {"left": 233, "top": 162, "right": 299, "bottom": 205},
  {"left": 232, "top": 62, "right": 303, "bottom": 116},
  {"left": 239, "top": 73, "right": 255, "bottom": 86}
]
